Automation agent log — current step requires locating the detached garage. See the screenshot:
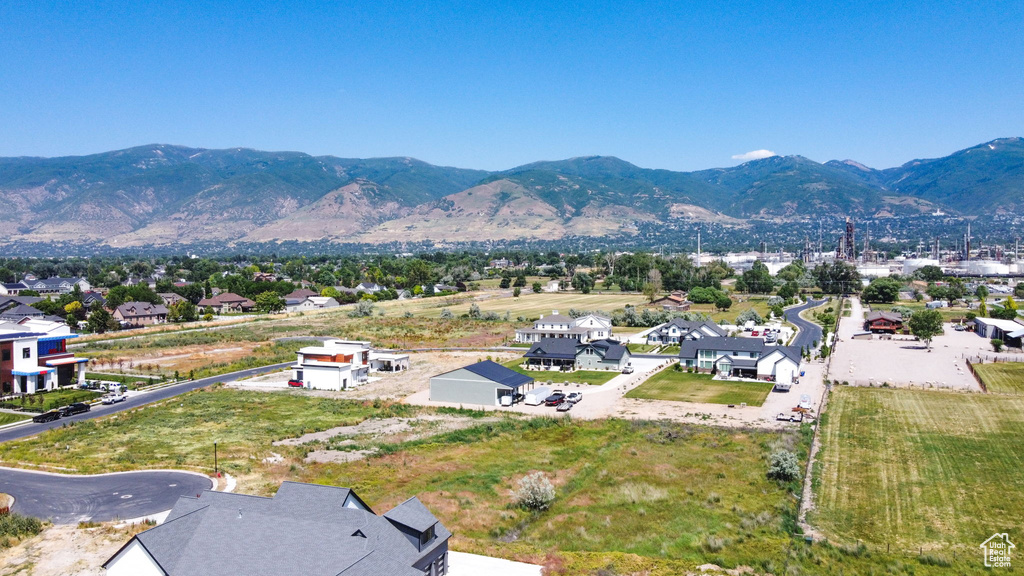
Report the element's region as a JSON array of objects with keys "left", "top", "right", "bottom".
[{"left": 430, "top": 360, "right": 535, "bottom": 407}]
